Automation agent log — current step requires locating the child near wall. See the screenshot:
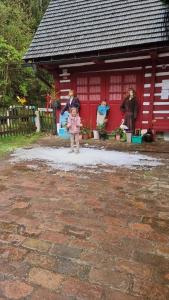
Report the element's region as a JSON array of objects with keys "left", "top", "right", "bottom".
[
  {"left": 97, "top": 100, "right": 110, "bottom": 126},
  {"left": 67, "top": 107, "right": 82, "bottom": 153}
]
